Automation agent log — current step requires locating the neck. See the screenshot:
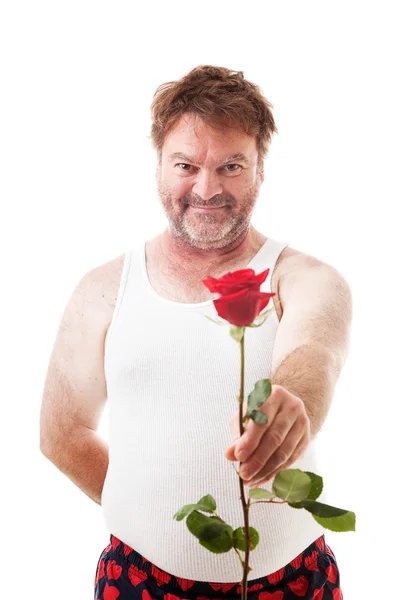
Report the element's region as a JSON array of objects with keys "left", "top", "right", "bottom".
[{"left": 157, "top": 226, "right": 267, "bottom": 275}]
